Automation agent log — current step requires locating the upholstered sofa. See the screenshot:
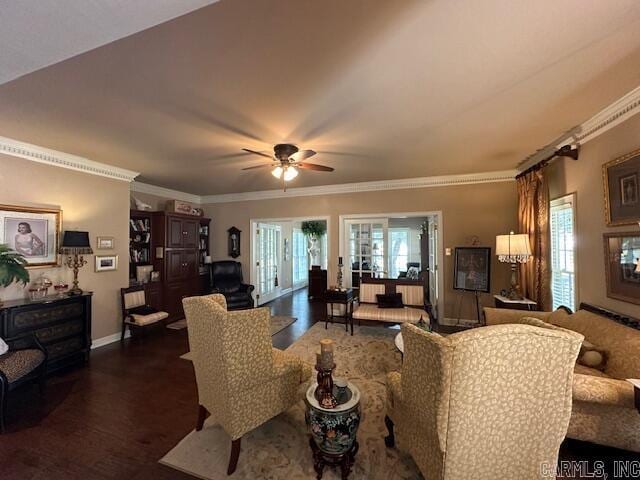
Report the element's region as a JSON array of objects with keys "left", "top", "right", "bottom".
[
  {"left": 353, "top": 280, "right": 430, "bottom": 325},
  {"left": 484, "top": 306, "right": 640, "bottom": 452},
  {"left": 385, "top": 322, "right": 582, "bottom": 479}
]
